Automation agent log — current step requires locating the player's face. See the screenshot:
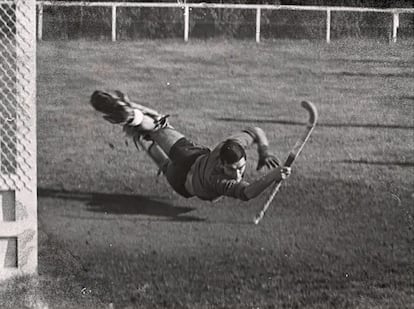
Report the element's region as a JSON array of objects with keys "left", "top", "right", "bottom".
[{"left": 223, "top": 157, "right": 246, "bottom": 182}]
